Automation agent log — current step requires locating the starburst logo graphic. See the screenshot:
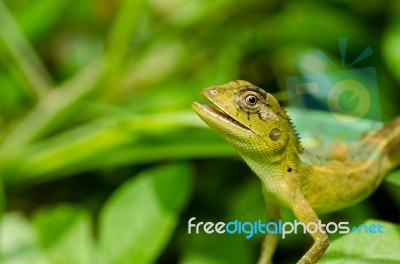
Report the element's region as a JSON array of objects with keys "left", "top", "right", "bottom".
[
  {"left": 286, "top": 37, "right": 382, "bottom": 163},
  {"left": 317, "top": 37, "right": 376, "bottom": 123},
  {"left": 328, "top": 79, "right": 371, "bottom": 123}
]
